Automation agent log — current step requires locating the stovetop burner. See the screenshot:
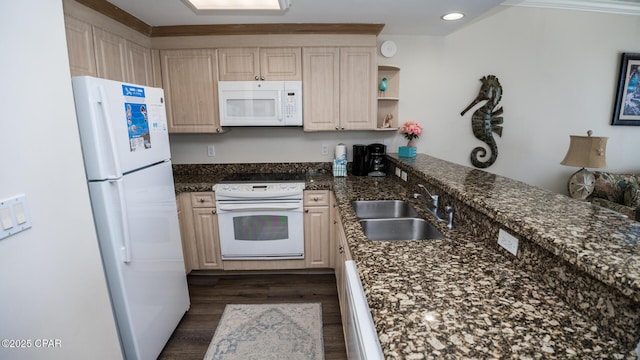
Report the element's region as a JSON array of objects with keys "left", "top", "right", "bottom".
[{"left": 219, "top": 172, "right": 306, "bottom": 183}]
